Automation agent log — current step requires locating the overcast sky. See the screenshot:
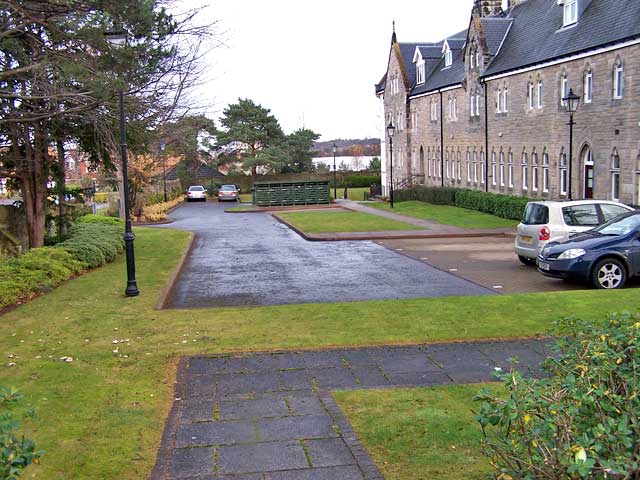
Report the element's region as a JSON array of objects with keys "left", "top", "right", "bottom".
[{"left": 185, "top": 0, "right": 482, "bottom": 141}]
